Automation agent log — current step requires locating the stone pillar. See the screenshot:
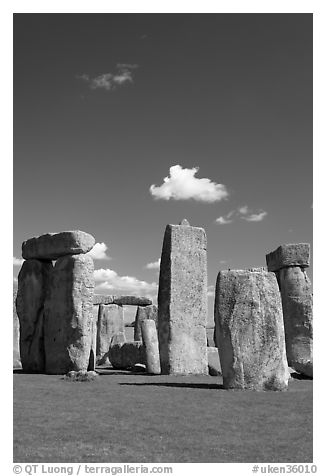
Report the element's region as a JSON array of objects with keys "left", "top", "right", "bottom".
[
  {"left": 96, "top": 304, "right": 124, "bottom": 364},
  {"left": 13, "top": 289, "right": 22, "bottom": 369},
  {"left": 158, "top": 219, "right": 208, "bottom": 375},
  {"left": 44, "top": 254, "right": 95, "bottom": 374},
  {"left": 134, "top": 305, "right": 158, "bottom": 341},
  {"left": 266, "top": 244, "right": 313, "bottom": 377},
  {"left": 214, "top": 269, "right": 289, "bottom": 390},
  {"left": 16, "top": 259, "right": 52, "bottom": 372},
  {"left": 141, "top": 319, "right": 161, "bottom": 374}
]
